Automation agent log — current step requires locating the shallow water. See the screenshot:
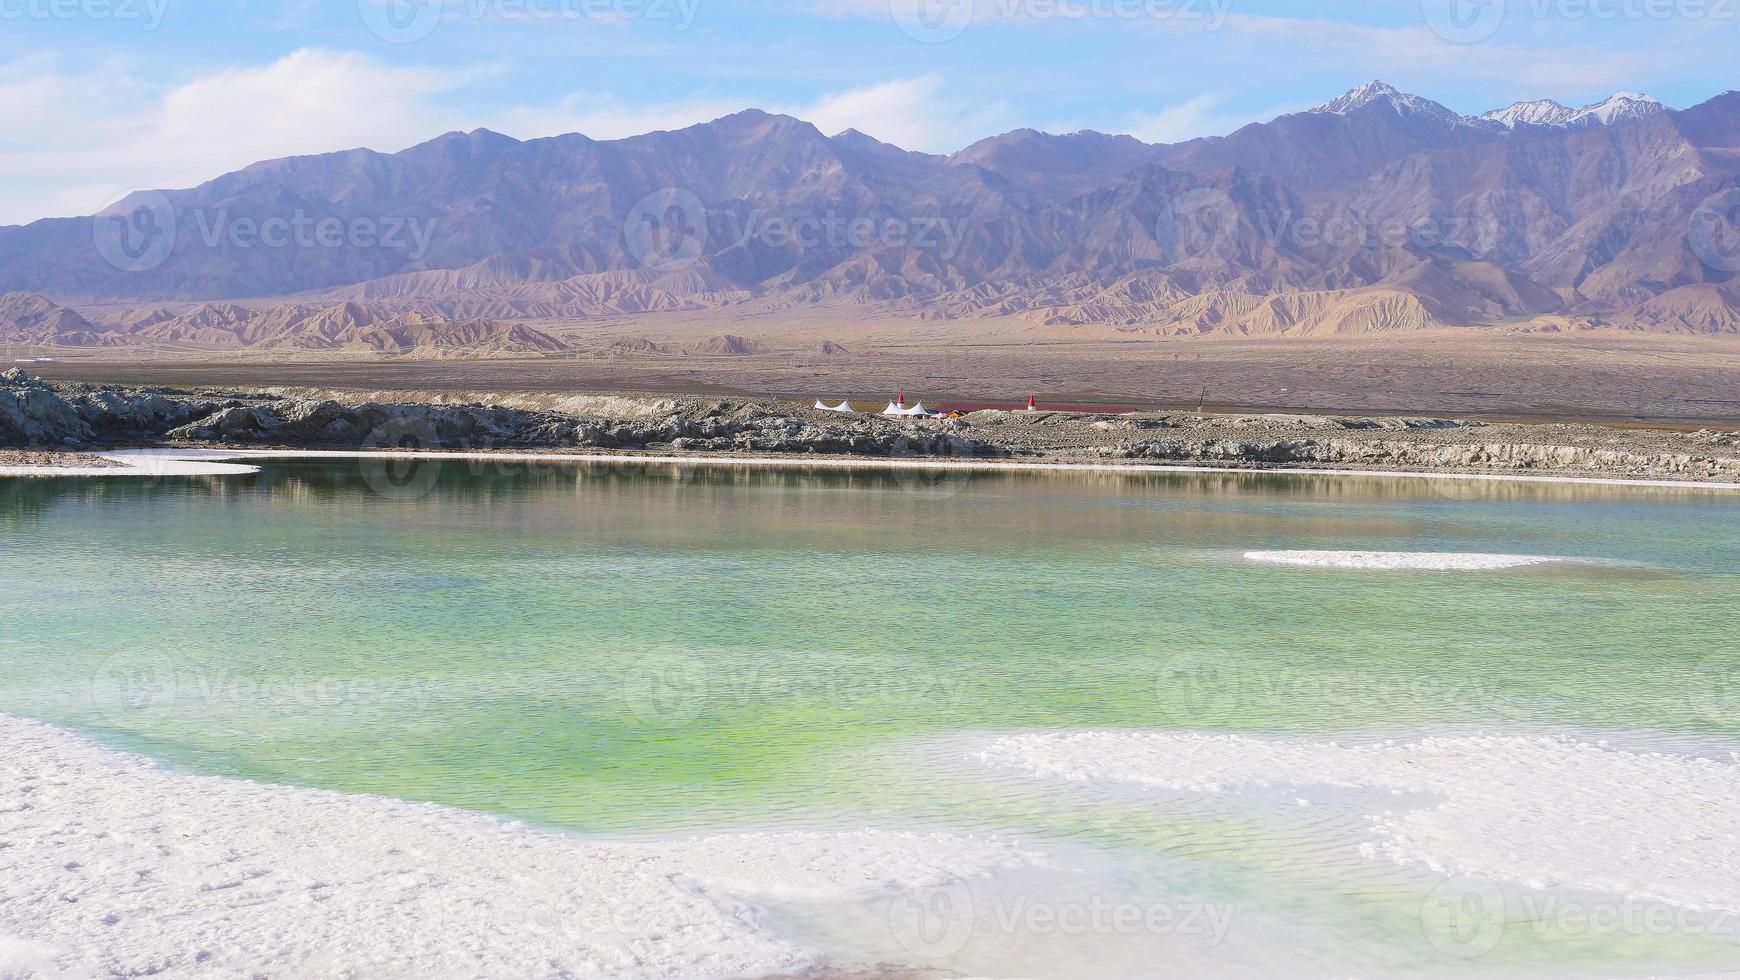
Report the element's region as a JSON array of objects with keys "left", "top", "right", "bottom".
[{"left": 4, "top": 460, "right": 1739, "bottom": 977}]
